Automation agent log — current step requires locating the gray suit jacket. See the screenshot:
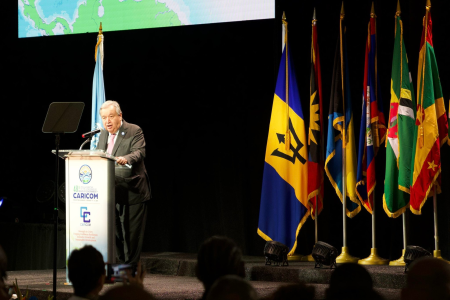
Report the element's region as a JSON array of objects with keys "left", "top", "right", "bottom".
[{"left": 97, "top": 120, "right": 151, "bottom": 205}]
